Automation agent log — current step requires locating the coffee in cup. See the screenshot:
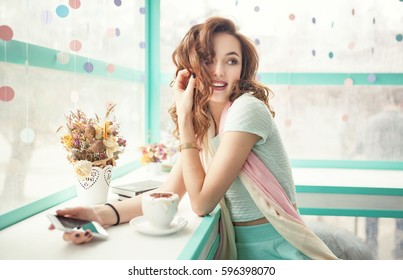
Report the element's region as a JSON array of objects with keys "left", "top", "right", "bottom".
[{"left": 141, "top": 192, "right": 179, "bottom": 229}]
